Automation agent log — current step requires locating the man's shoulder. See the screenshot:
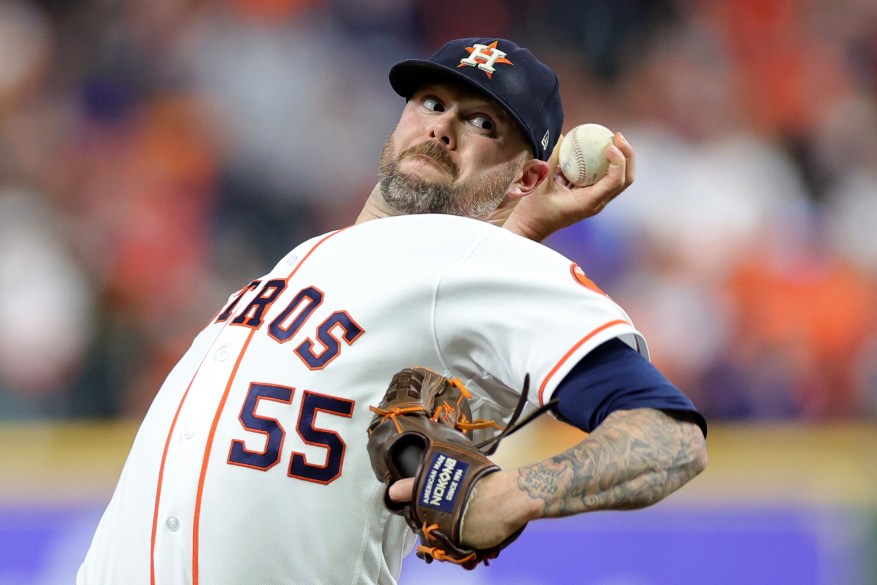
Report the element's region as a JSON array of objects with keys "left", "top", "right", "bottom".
[
  {"left": 314, "top": 215, "right": 559, "bottom": 269},
  {"left": 367, "top": 213, "right": 494, "bottom": 231},
  {"left": 355, "top": 214, "right": 543, "bottom": 247}
]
